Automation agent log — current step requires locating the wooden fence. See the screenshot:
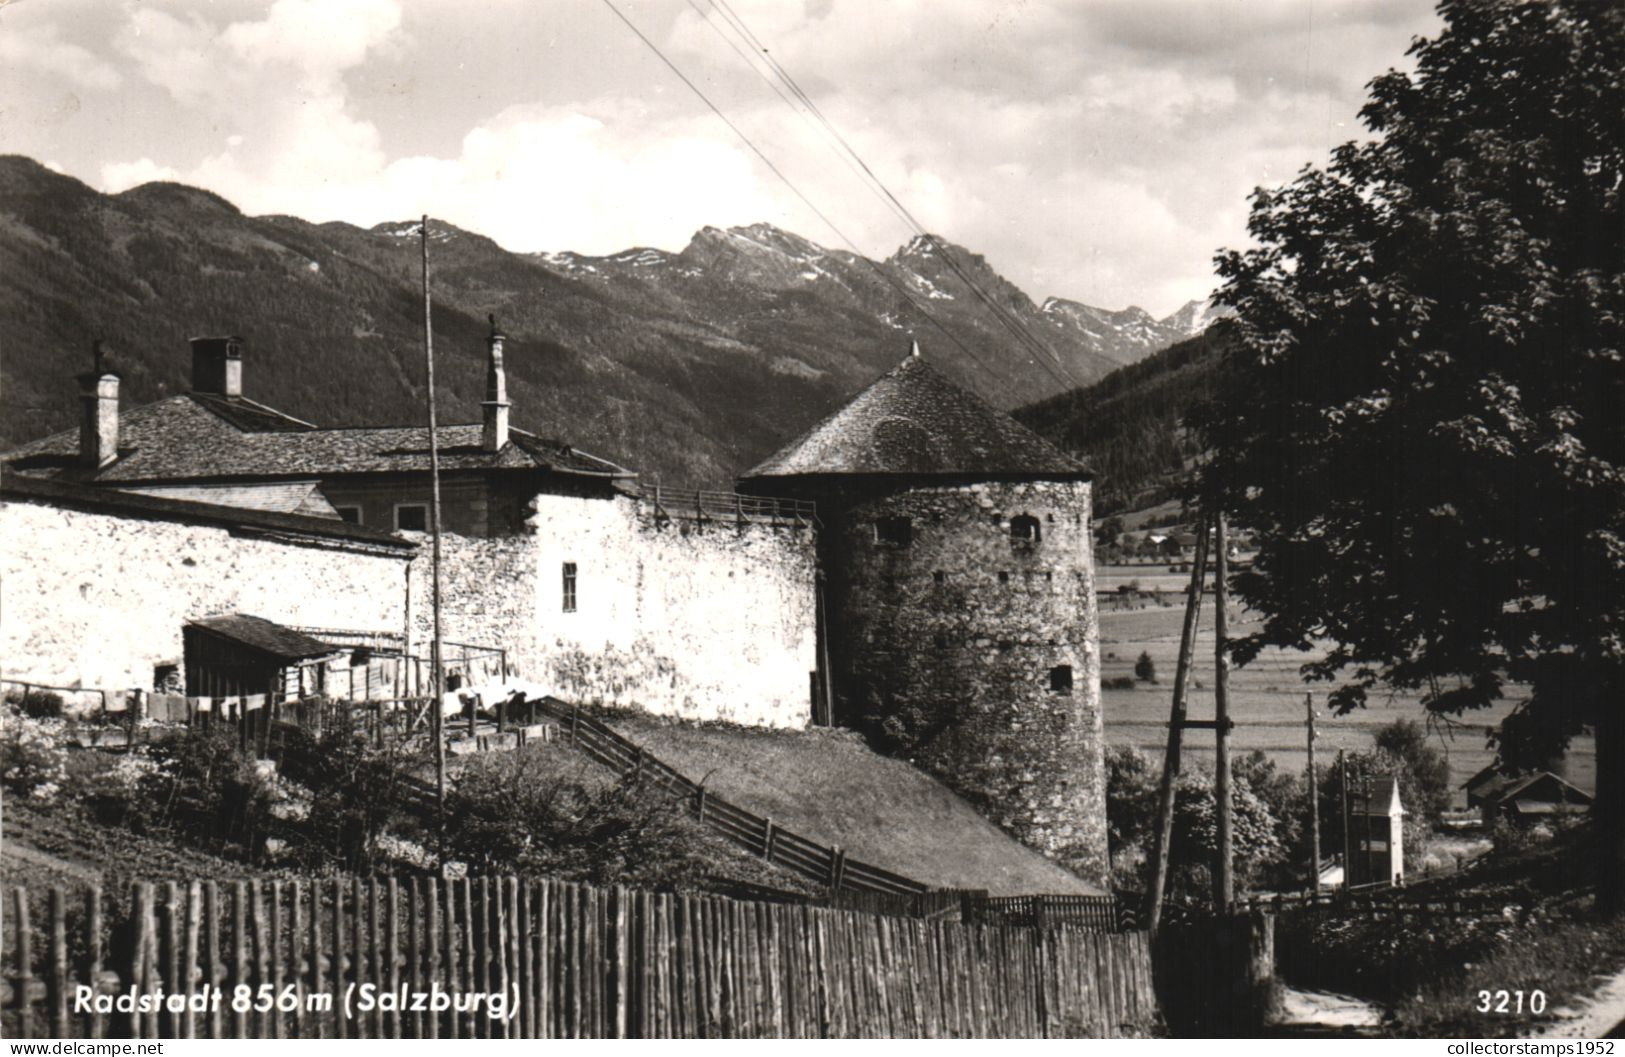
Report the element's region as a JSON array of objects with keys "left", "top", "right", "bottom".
[
  {"left": 1, "top": 878, "right": 1159, "bottom": 1039},
  {"left": 968, "top": 894, "right": 1134, "bottom": 932},
  {"left": 1231, "top": 889, "right": 1522, "bottom": 924},
  {"left": 535, "top": 698, "right": 928, "bottom": 897}
]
